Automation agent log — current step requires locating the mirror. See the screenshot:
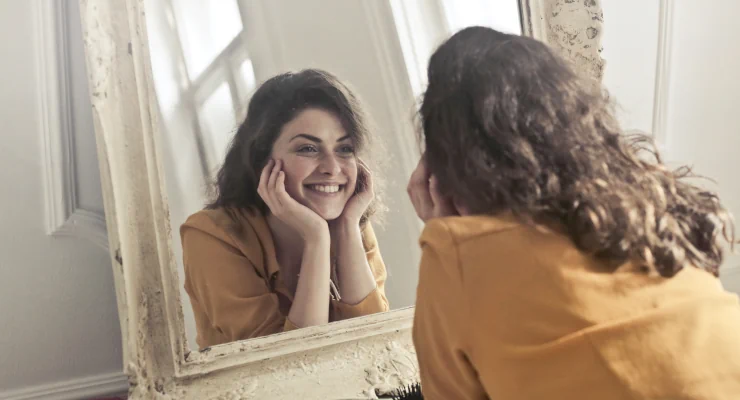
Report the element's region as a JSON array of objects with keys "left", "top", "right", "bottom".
[
  {"left": 80, "top": 0, "right": 605, "bottom": 396},
  {"left": 143, "top": 0, "right": 523, "bottom": 351}
]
